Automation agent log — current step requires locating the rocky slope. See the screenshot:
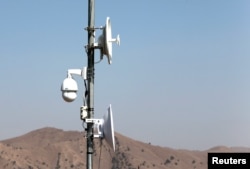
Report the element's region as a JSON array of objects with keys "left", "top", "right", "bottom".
[{"left": 0, "top": 127, "right": 249, "bottom": 169}]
